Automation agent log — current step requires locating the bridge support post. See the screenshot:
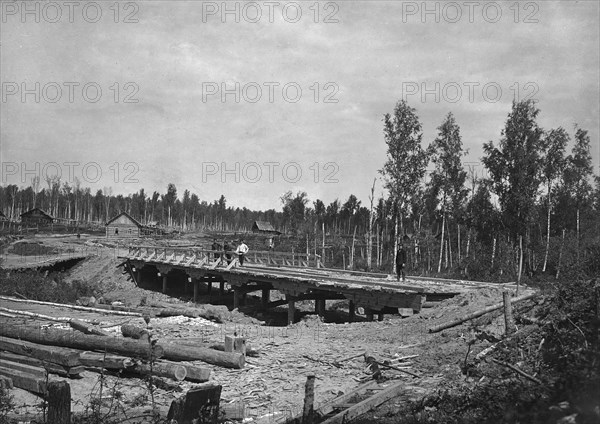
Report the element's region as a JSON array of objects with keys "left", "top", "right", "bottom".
[
  {"left": 193, "top": 279, "right": 199, "bottom": 302},
  {"left": 136, "top": 269, "right": 142, "bottom": 285},
  {"left": 261, "top": 289, "right": 270, "bottom": 309},
  {"left": 348, "top": 301, "right": 355, "bottom": 322},
  {"left": 365, "top": 307, "right": 374, "bottom": 322},
  {"left": 162, "top": 275, "right": 168, "bottom": 294},
  {"left": 219, "top": 282, "right": 225, "bottom": 296},
  {"left": 233, "top": 288, "right": 242, "bottom": 310},
  {"left": 207, "top": 279, "right": 212, "bottom": 295},
  {"left": 378, "top": 312, "right": 384, "bottom": 321},
  {"left": 287, "top": 296, "right": 296, "bottom": 325},
  {"left": 316, "top": 299, "right": 326, "bottom": 318}
]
